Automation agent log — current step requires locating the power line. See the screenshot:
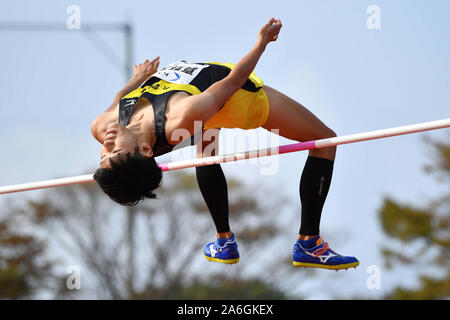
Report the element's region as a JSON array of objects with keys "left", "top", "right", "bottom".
[{"left": 0, "top": 21, "right": 134, "bottom": 80}]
